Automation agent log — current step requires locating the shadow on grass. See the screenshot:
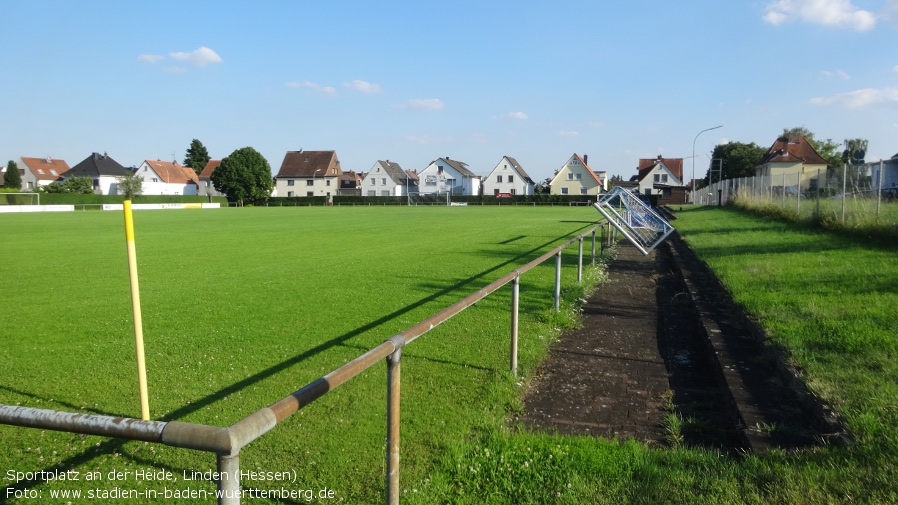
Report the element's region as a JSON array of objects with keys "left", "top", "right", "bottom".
[
  {"left": 0, "top": 385, "right": 116, "bottom": 417},
  {"left": 2, "top": 223, "right": 601, "bottom": 492}
]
